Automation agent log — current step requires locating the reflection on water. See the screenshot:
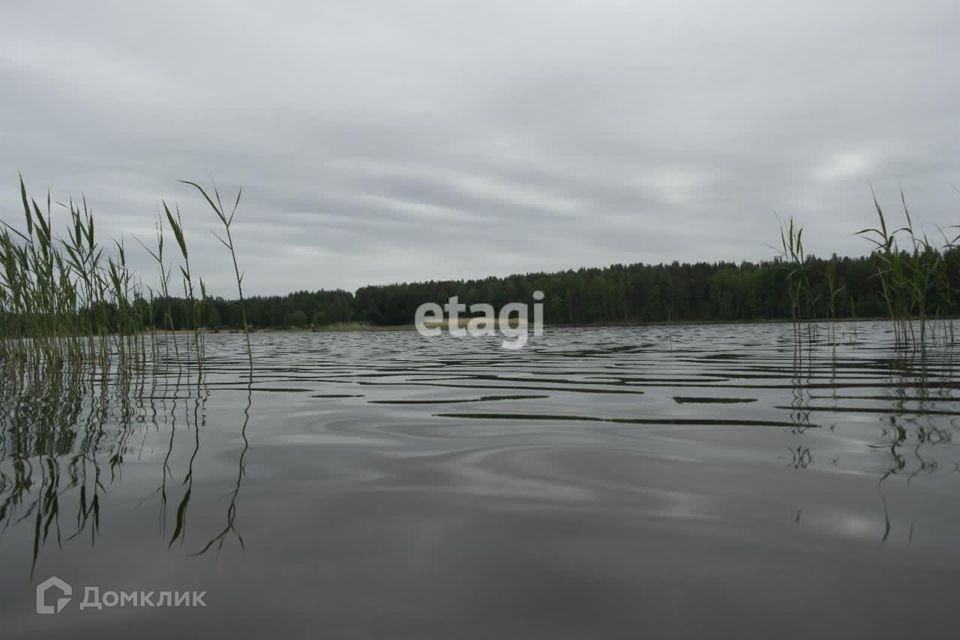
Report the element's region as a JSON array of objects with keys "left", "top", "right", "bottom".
[
  {"left": 0, "top": 340, "right": 253, "bottom": 569},
  {"left": 2, "top": 321, "right": 960, "bottom": 637}
]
